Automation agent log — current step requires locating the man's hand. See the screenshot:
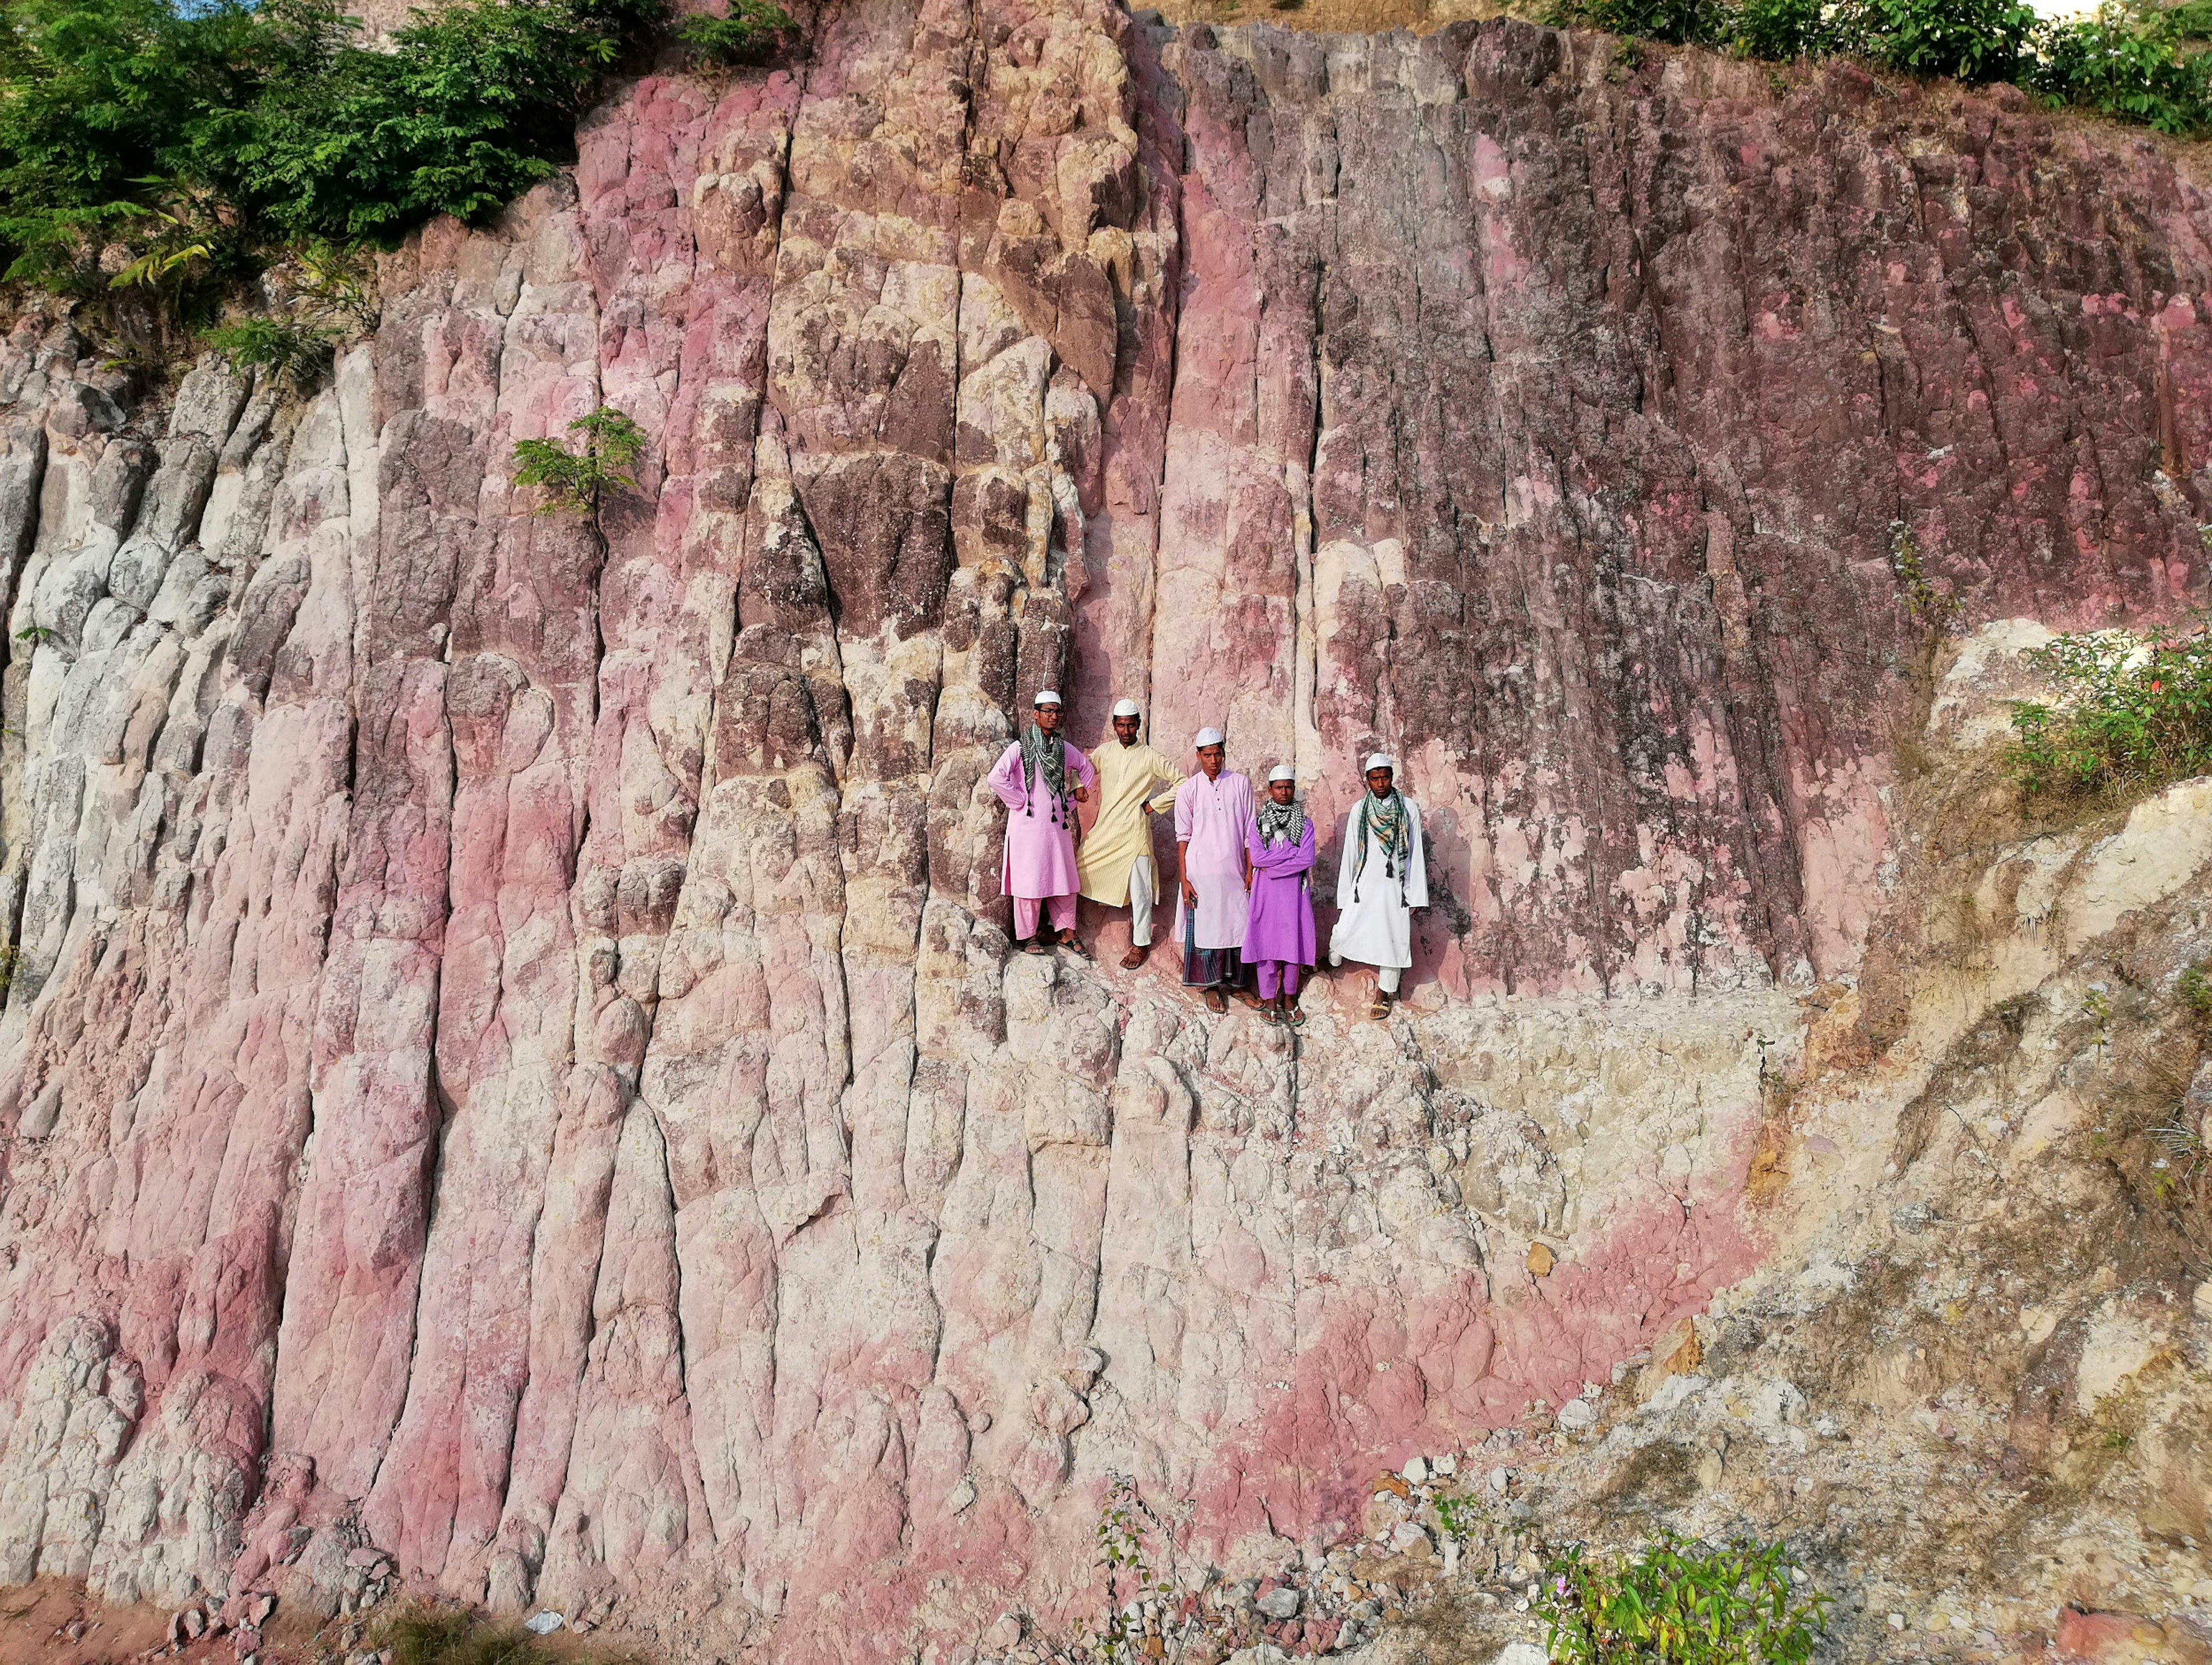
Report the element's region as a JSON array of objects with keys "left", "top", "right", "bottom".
[
  {"left": 1074, "top": 784, "right": 1090, "bottom": 803},
  {"left": 1181, "top": 878, "right": 1198, "bottom": 908}
]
